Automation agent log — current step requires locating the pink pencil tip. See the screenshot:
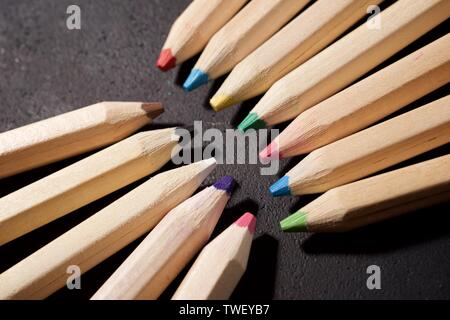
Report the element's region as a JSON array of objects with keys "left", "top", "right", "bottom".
[
  {"left": 156, "top": 48, "right": 176, "bottom": 71},
  {"left": 259, "top": 141, "right": 281, "bottom": 162},
  {"left": 235, "top": 212, "right": 257, "bottom": 234}
]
